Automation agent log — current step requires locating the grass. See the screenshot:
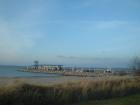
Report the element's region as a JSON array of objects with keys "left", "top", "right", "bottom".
[
  {"left": 0, "top": 77, "right": 140, "bottom": 105},
  {"left": 69, "top": 93, "right": 140, "bottom": 105}
]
